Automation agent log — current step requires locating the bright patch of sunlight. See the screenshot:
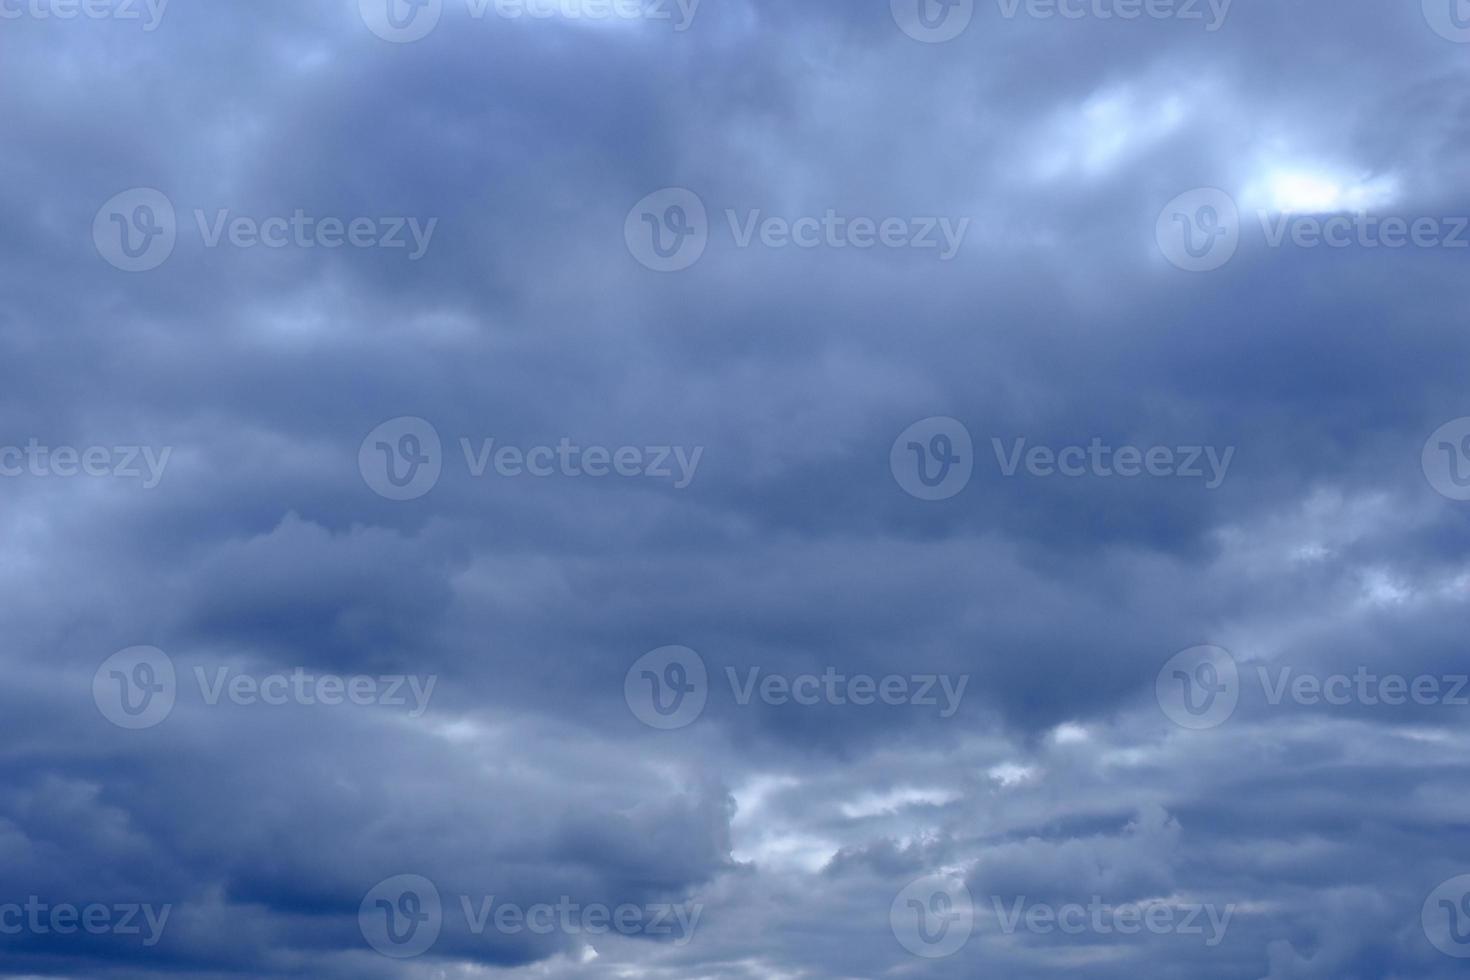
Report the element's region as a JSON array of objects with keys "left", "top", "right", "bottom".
[{"left": 1242, "top": 167, "right": 1398, "bottom": 213}]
